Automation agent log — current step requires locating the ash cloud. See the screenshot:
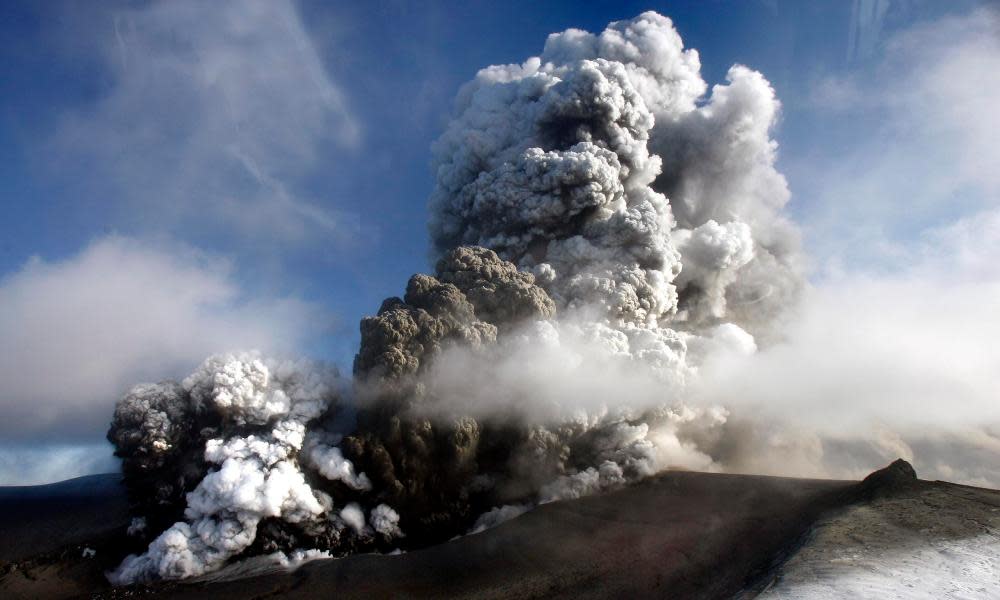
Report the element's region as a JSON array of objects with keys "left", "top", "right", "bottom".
[
  {"left": 107, "top": 12, "right": 798, "bottom": 583},
  {"left": 103, "top": 10, "right": 1000, "bottom": 586},
  {"left": 51, "top": 0, "right": 359, "bottom": 245},
  {"left": 429, "top": 12, "right": 799, "bottom": 338}
]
